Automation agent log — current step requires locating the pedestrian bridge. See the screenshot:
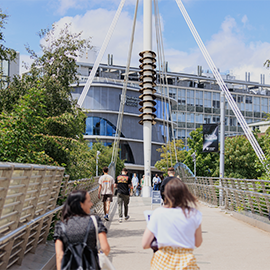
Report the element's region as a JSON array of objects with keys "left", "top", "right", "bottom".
[{"left": 0, "top": 162, "right": 270, "bottom": 270}]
